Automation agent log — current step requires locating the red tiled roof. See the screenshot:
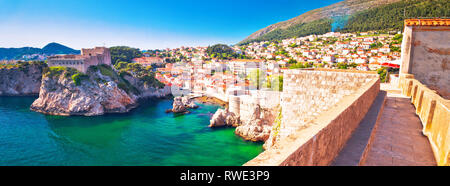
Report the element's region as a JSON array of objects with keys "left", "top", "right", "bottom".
[{"left": 405, "top": 19, "right": 450, "bottom": 26}]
